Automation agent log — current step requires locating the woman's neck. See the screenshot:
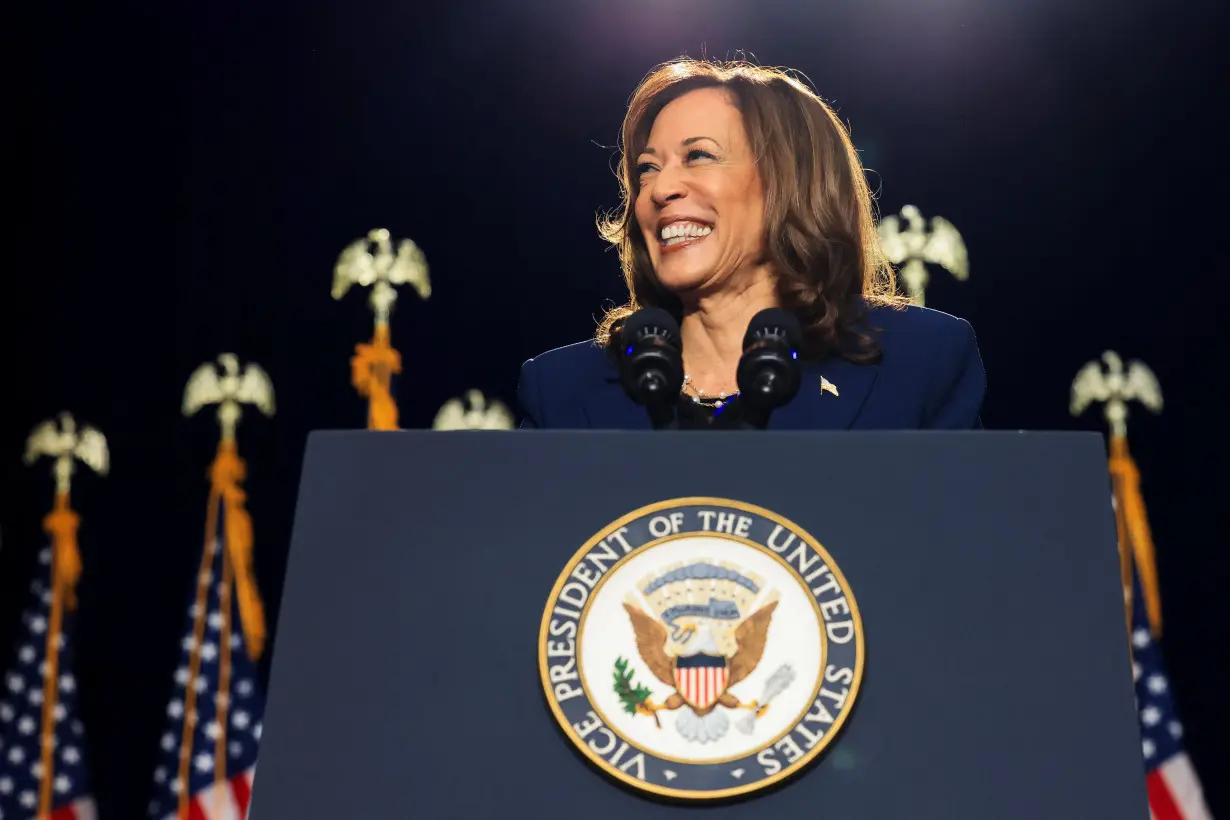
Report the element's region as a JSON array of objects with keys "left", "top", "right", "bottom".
[{"left": 679, "top": 270, "right": 779, "bottom": 397}]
